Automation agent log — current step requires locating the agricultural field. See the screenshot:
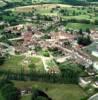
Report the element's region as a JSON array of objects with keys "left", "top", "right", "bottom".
[
  {"left": 11, "top": 3, "right": 98, "bottom": 31},
  {"left": 14, "top": 81, "right": 87, "bottom": 100}
]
